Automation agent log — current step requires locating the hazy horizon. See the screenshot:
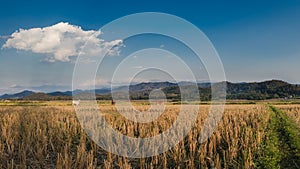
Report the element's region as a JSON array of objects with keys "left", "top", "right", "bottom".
[{"left": 0, "top": 78, "right": 297, "bottom": 95}]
